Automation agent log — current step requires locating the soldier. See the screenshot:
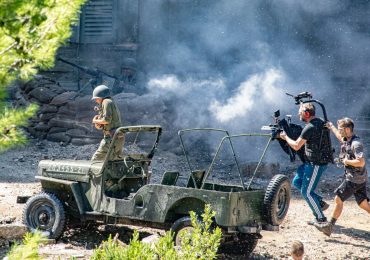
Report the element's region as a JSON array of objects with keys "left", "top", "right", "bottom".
[
  {"left": 91, "top": 85, "right": 124, "bottom": 161},
  {"left": 112, "top": 57, "right": 146, "bottom": 95},
  {"left": 315, "top": 118, "right": 369, "bottom": 236}
]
